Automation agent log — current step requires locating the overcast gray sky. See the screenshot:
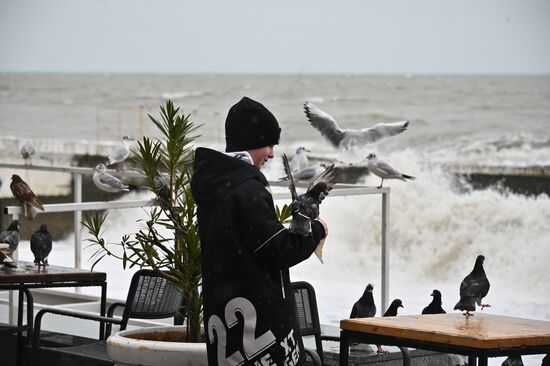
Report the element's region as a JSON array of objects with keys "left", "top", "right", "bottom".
[{"left": 1, "top": 0, "right": 549, "bottom": 74}]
